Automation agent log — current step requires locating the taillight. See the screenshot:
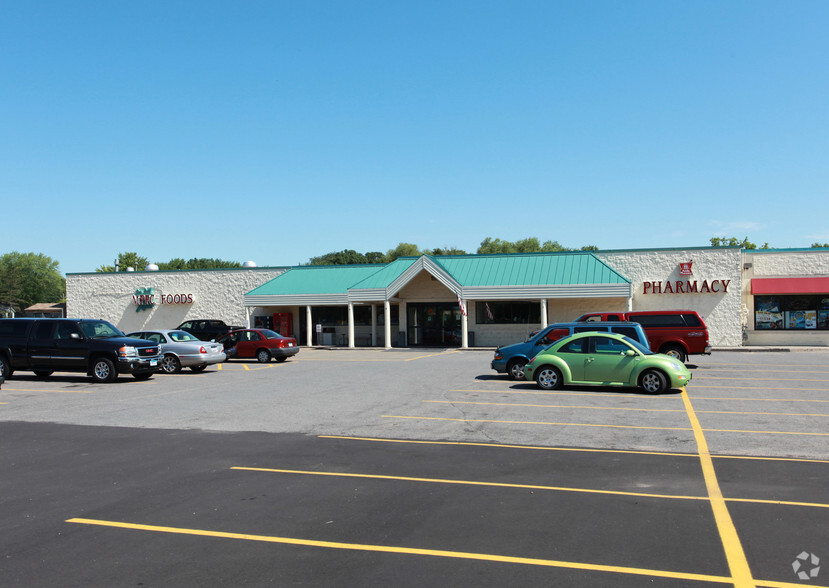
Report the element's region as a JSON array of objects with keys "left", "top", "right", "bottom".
[{"left": 199, "top": 346, "right": 207, "bottom": 353}]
